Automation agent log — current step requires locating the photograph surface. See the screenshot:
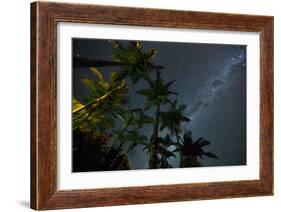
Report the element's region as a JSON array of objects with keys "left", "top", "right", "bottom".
[{"left": 72, "top": 38, "right": 246, "bottom": 172}]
